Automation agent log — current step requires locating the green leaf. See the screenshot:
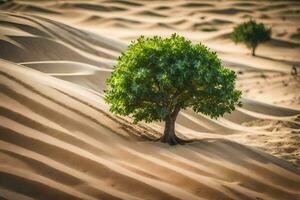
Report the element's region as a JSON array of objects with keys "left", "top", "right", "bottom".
[{"left": 105, "top": 34, "right": 242, "bottom": 123}]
